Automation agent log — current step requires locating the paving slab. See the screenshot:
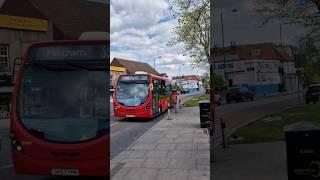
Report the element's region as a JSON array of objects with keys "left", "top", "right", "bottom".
[
  {"left": 131, "top": 143, "right": 157, "bottom": 150},
  {"left": 212, "top": 142, "right": 287, "bottom": 180},
  {"left": 126, "top": 150, "right": 147, "bottom": 158},
  {"left": 155, "top": 169, "right": 188, "bottom": 180},
  {"left": 155, "top": 143, "right": 177, "bottom": 150},
  {"left": 112, "top": 168, "right": 158, "bottom": 180},
  {"left": 144, "top": 150, "right": 168, "bottom": 158},
  {"left": 111, "top": 106, "right": 210, "bottom": 180},
  {"left": 168, "top": 158, "right": 196, "bottom": 170},
  {"left": 142, "top": 158, "right": 170, "bottom": 169}
]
